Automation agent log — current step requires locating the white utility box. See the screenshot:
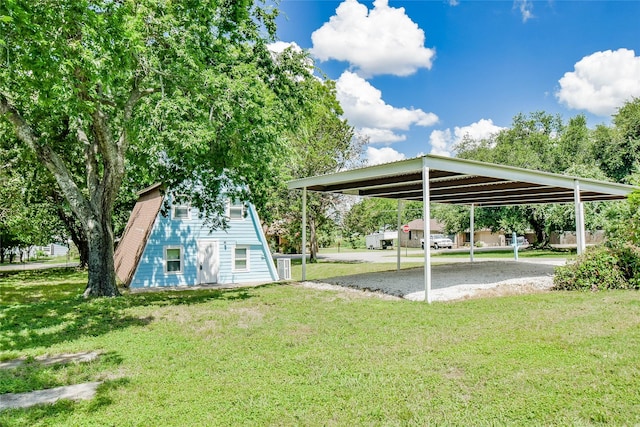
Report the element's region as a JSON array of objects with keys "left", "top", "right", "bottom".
[{"left": 277, "top": 258, "right": 291, "bottom": 280}]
